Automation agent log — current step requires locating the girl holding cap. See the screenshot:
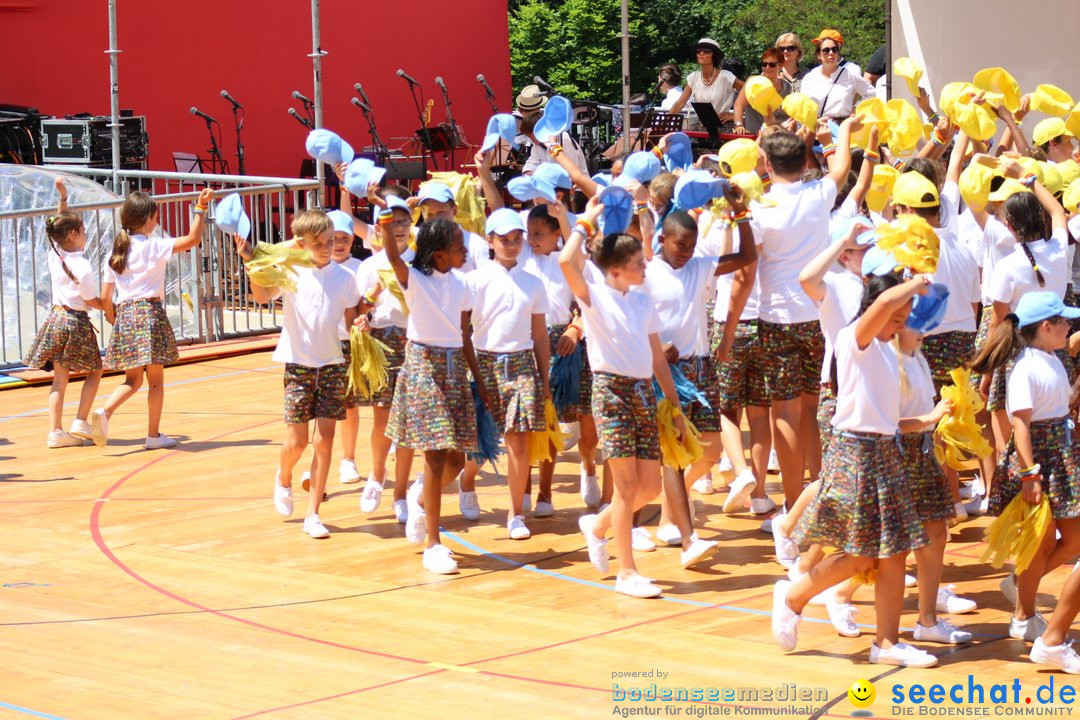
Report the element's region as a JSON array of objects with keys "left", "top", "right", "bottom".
[
  {"left": 800, "top": 29, "right": 875, "bottom": 121},
  {"left": 667, "top": 38, "right": 741, "bottom": 128},
  {"left": 969, "top": 291, "right": 1080, "bottom": 647}
]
